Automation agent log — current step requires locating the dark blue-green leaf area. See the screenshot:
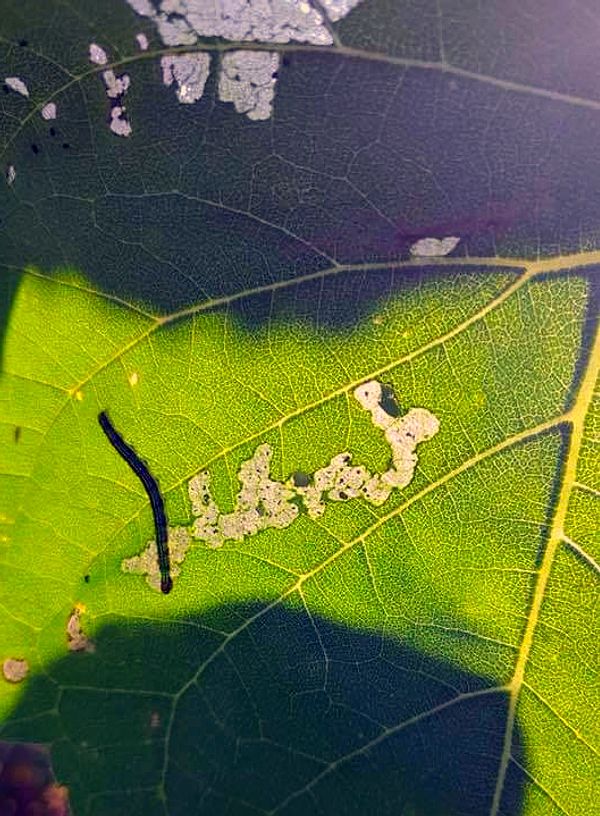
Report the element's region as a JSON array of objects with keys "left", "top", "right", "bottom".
[
  {"left": 5, "top": 608, "right": 524, "bottom": 816},
  {"left": 2, "top": 0, "right": 600, "bottom": 317}
]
